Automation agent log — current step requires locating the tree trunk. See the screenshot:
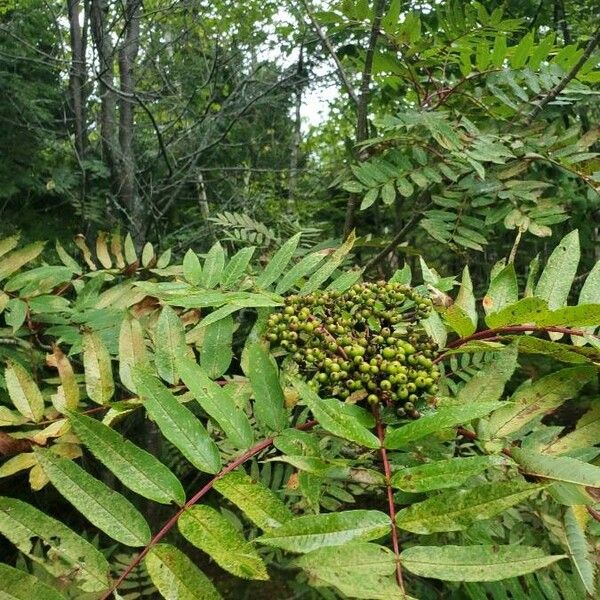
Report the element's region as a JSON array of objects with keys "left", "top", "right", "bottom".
[
  {"left": 67, "top": 0, "right": 87, "bottom": 160},
  {"left": 118, "top": 0, "right": 145, "bottom": 248}
]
